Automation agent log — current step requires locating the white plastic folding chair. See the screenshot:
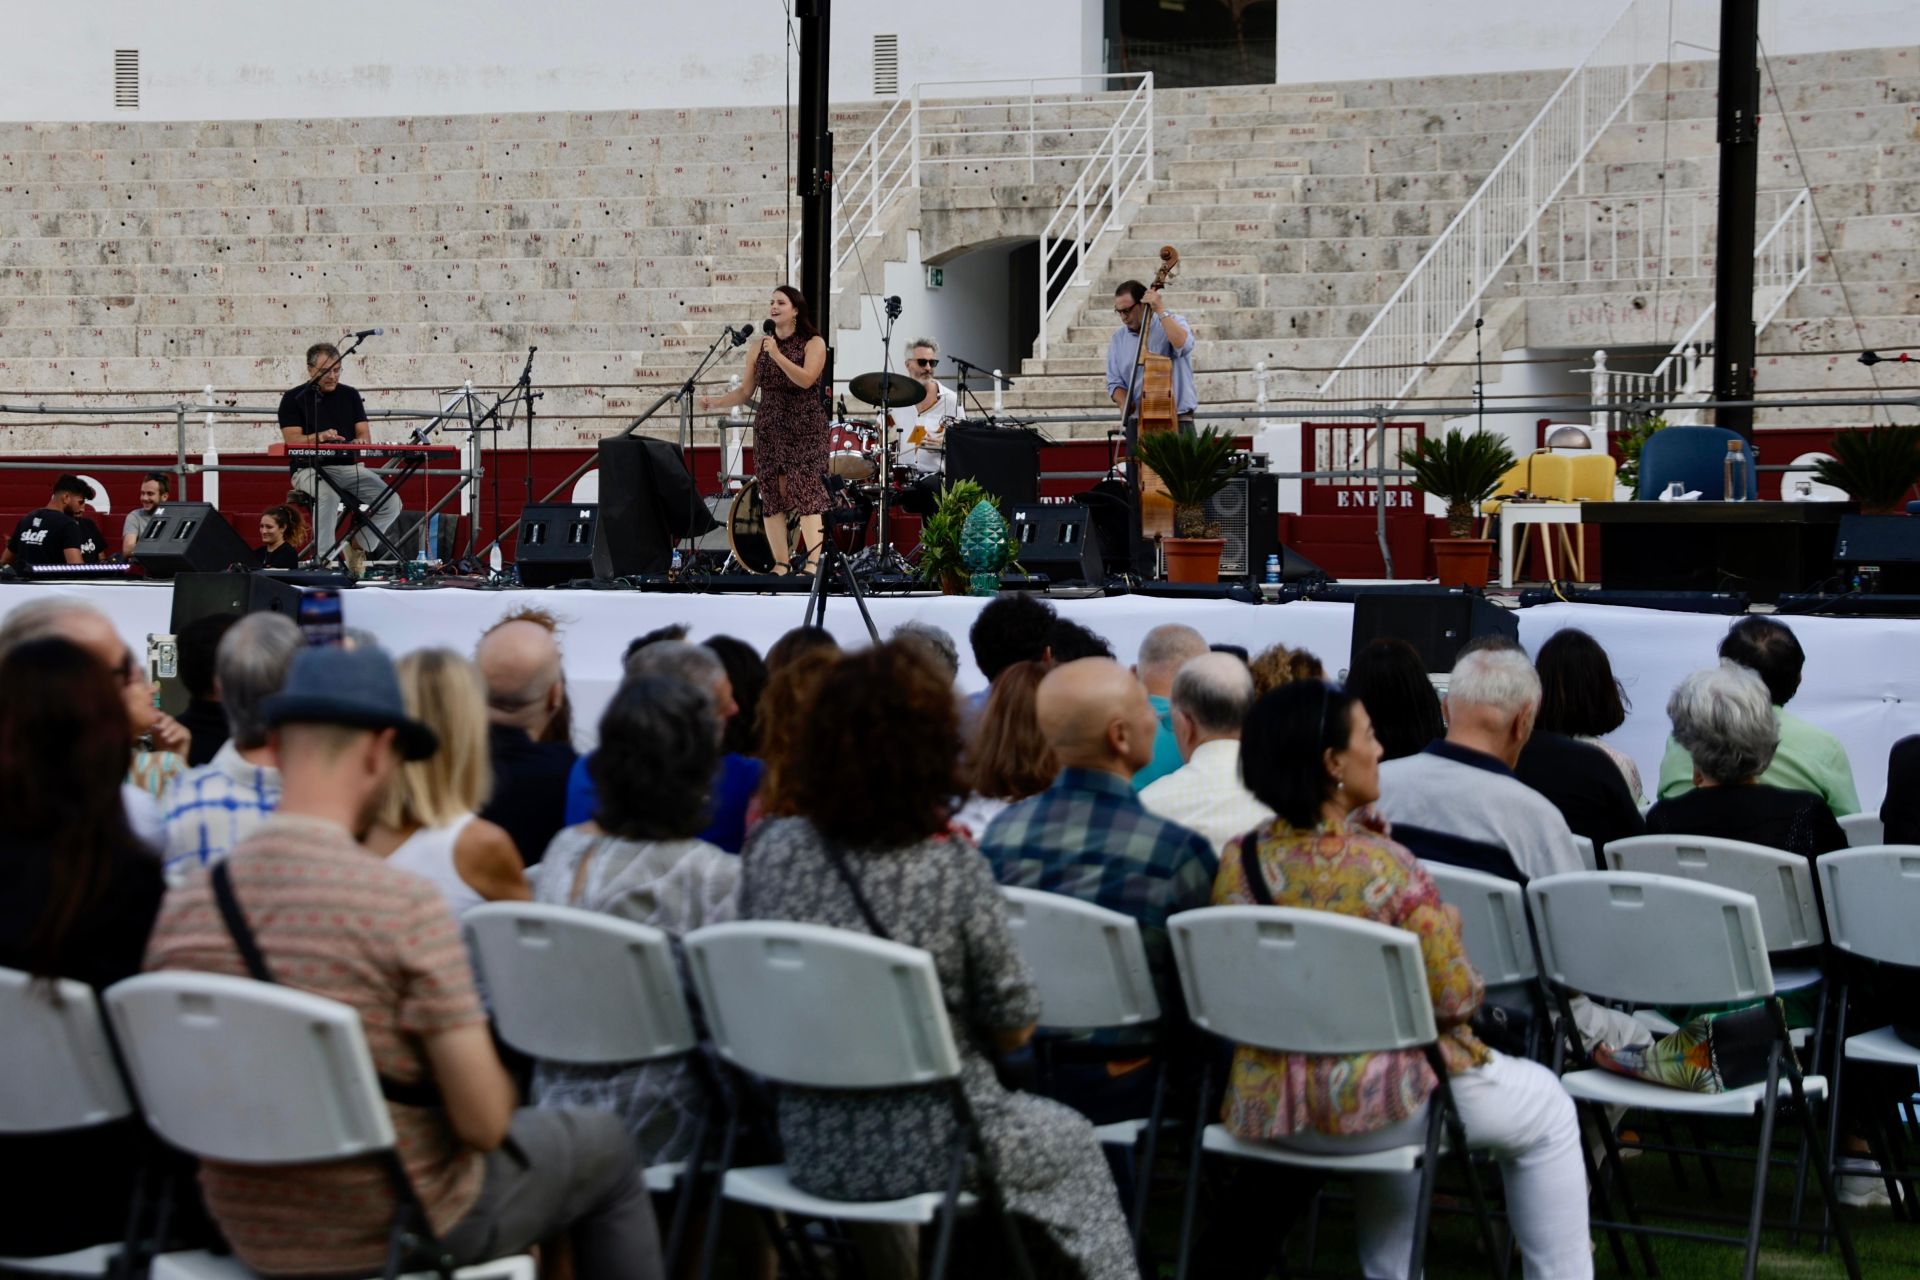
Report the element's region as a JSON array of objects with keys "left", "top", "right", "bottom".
[
  {"left": 1165, "top": 906, "right": 1500, "bottom": 1280},
  {"left": 682, "top": 921, "right": 1034, "bottom": 1280},
  {"left": 1420, "top": 860, "right": 1548, "bottom": 1062},
  {"left": 463, "top": 902, "right": 709, "bottom": 1267},
  {"left": 103, "top": 972, "right": 533, "bottom": 1280},
  {"left": 1527, "top": 871, "right": 1862, "bottom": 1280},
  {"left": 0, "top": 967, "right": 137, "bottom": 1276},
  {"left": 1572, "top": 833, "right": 1598, "bottom": 870},
  {"left": 1000, "top": 886, "right": 1164, "bottom": 1253},
  {"left": 1818, "top": 846, "right": 1920, "bottom": 1225},
  {"left": 1838, "top": 813, "right": 1885, "bottom": 848}
]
